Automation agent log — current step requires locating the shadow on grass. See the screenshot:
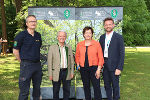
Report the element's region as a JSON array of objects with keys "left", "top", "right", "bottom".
[
  {"left": 120, "top": 50, "right": 150, "bottom": 100},
  {"left": 0, "top": 54, "right": 20, "bottom": 100}
]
